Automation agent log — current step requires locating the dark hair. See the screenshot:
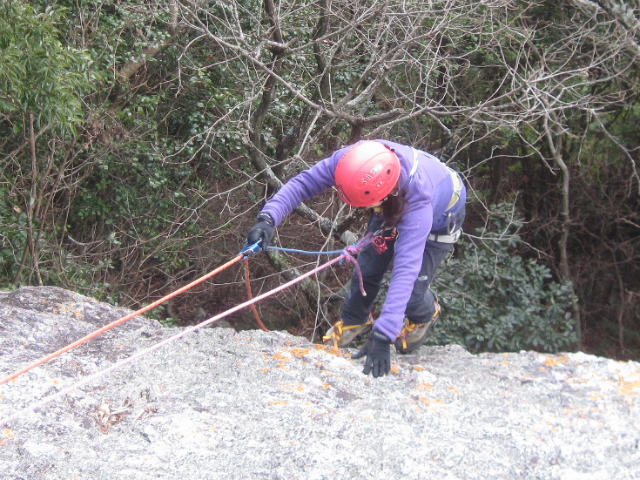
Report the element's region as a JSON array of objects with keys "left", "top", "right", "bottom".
[{"left": 380, "top": 189, "right": 406, "bottom": 226}]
